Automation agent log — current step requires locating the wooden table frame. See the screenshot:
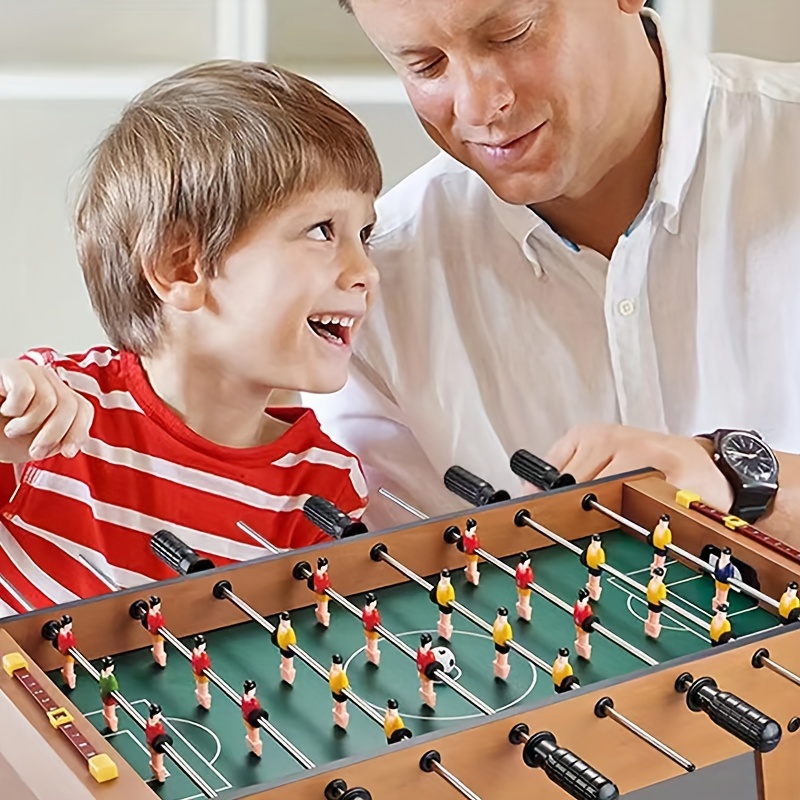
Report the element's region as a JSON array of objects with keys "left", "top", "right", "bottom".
[{"left": 2, "top": 470, "right": 799, "bottom": 799}]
